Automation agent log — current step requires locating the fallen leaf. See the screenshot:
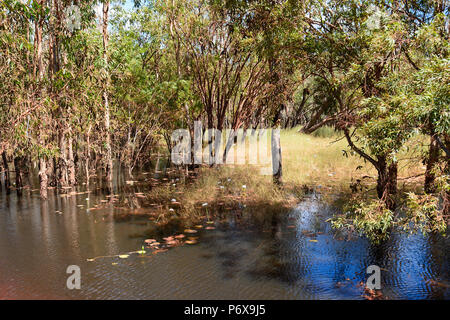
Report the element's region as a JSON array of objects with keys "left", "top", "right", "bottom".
[{"left": 153, "top": 249, "right": 168, "bottom": 254}]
